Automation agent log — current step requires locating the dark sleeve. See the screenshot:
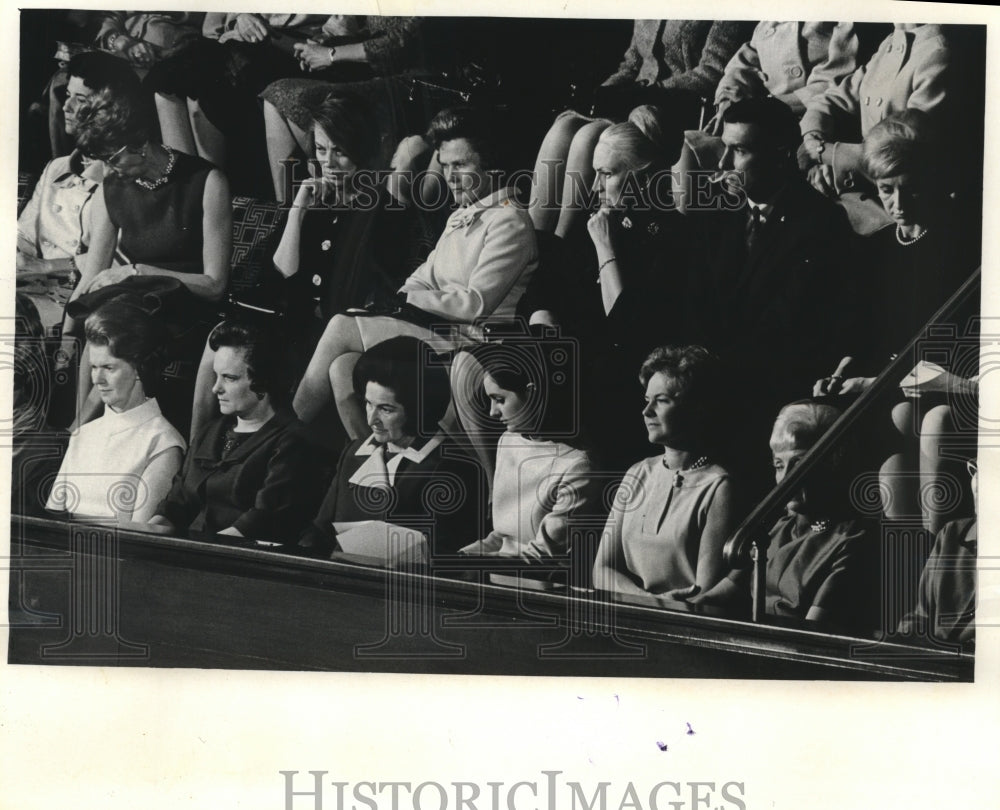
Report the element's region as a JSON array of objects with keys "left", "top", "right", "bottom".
[
  {"left": 659, "top": 20, "right": 753, "bottom": 98},
  {"left": 810, "top": 530, "right": 867, "bottom": 614},
  {"left": 231, "top": 429, "right": 324, "bottom": 539},
  {"left": 296, "top": 443, "right": 355, "bottom": 556}
]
